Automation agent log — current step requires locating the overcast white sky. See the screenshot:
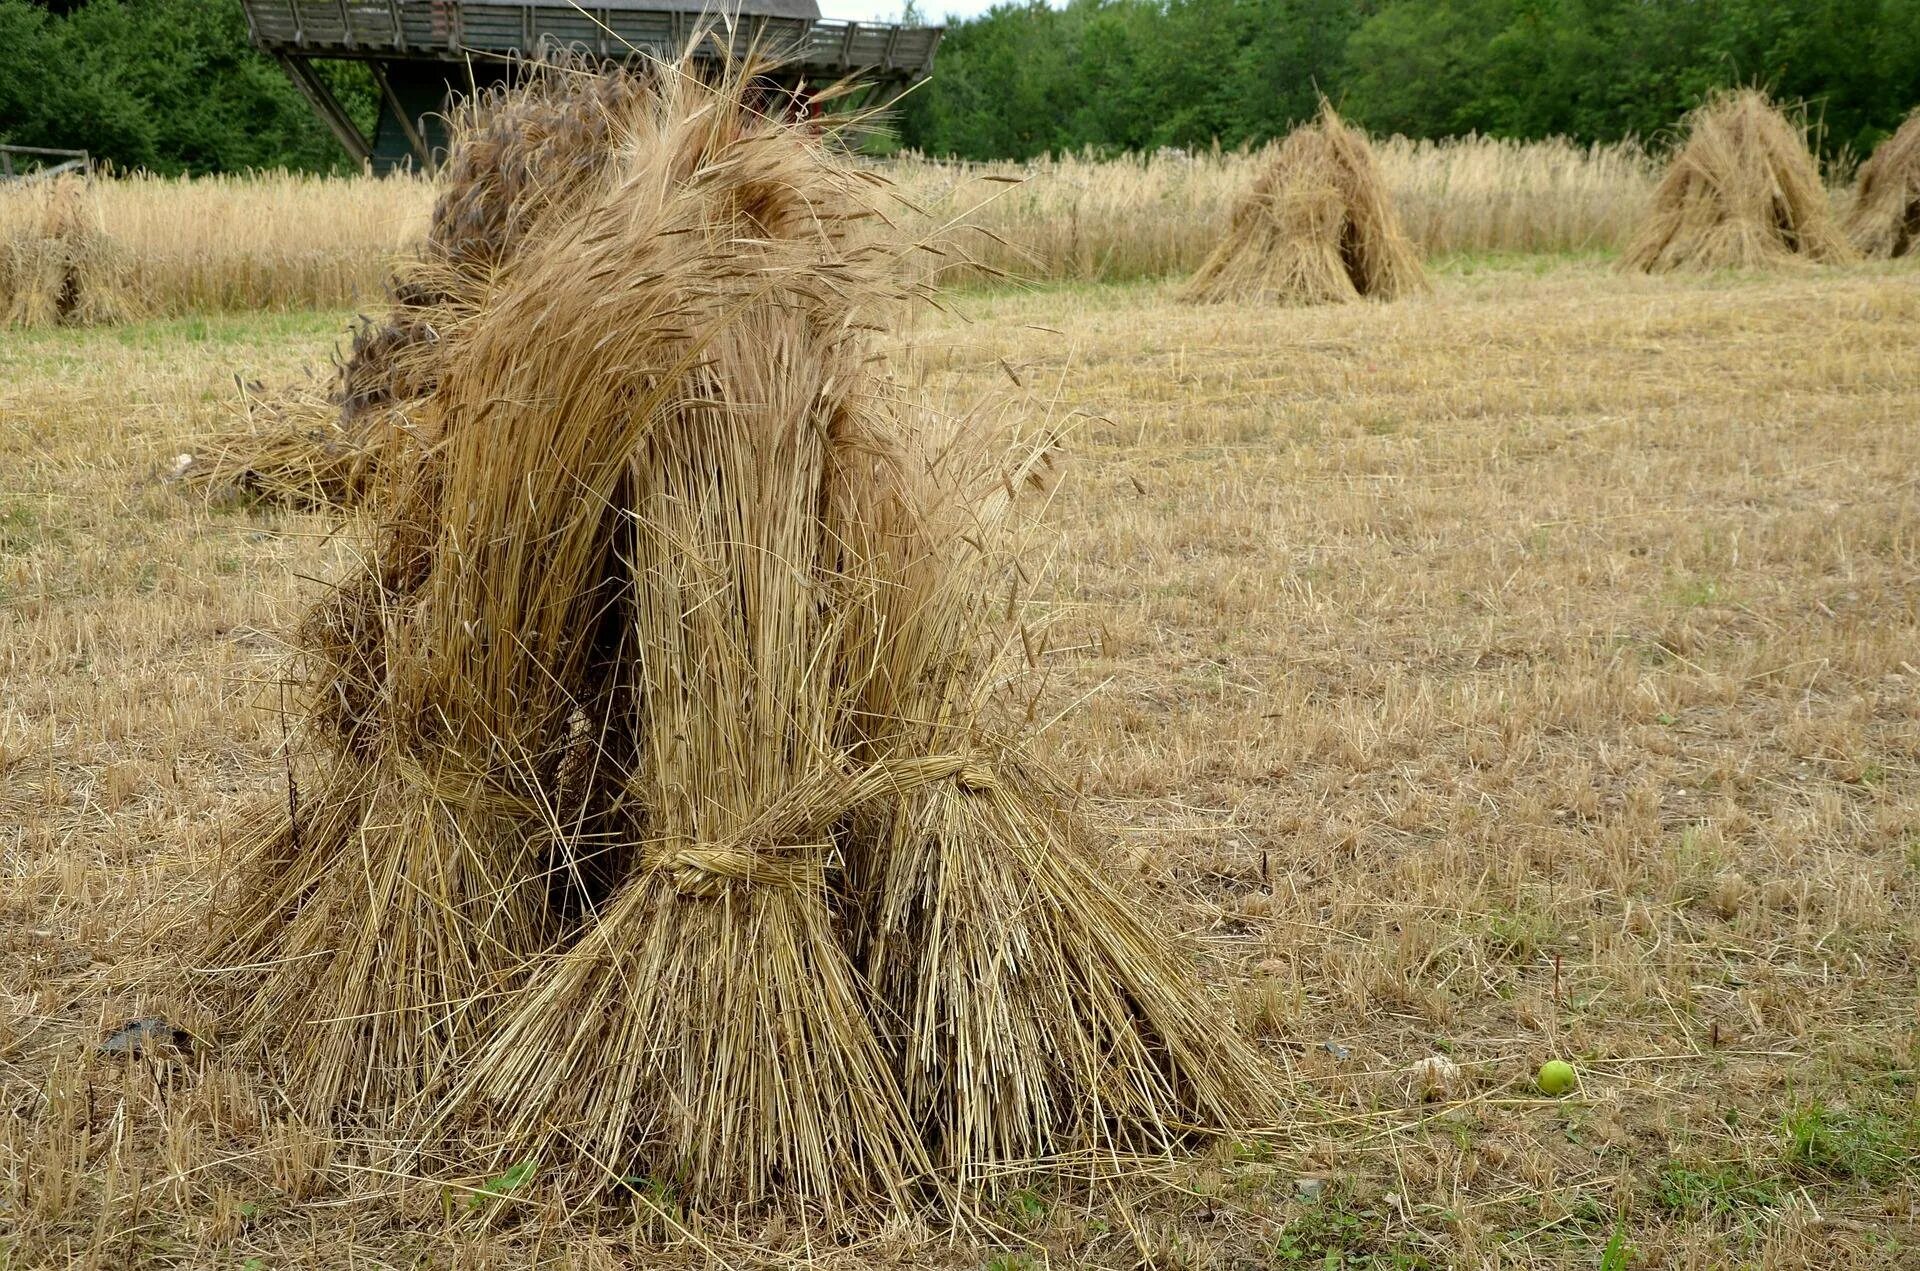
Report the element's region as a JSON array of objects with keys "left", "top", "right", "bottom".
[{"left": 826, "top": 0, "right": 1029, "bottom": 23}]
